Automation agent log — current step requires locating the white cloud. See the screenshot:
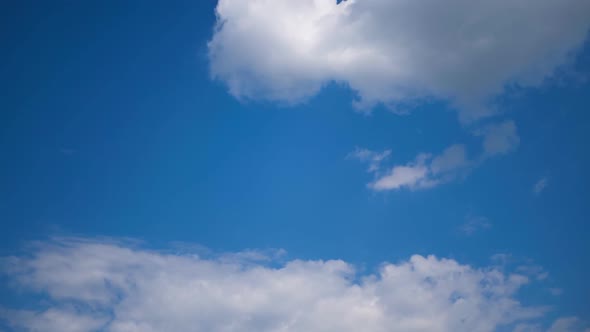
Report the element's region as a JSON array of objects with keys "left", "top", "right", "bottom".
[
  {"left": 360, "top": 143, "right": 476, "bottom": 191},
  {"left": 370, "top": 153, "right": 433, "bottom": 190},
  {"left": 491, "top": 253, "right": 512, "bottom": 266},
  {"left": 534, "top": 177, "right": 549, "bottom": 195},
  {"left": 516, "top": 264, "right": 549, "bottom": 281},
  {"left": 489, "top": 255, "right": 552, "bottom": 283},
  {"left": 209, "top": 0, "right": 590, "bottom": 122},
  {"left": 512, "top": 318, "right": 590, "bottom": 332},
  {"left": 475, "top": 121, "right": 521, "bottom": 158},
  {"left": 3, "top": 237, "right": 582, "bottom": 332},
  {"left": 513, "top": 323, "right": 544, "bottom": 332},
  {"left": 347, "top": 147, "right": 391, "bottom": 173},
  {"left": 460, "top": 215, "right": 492, "bottom": 236},
  {"left": 366, "top": 145, "right": 471, "bottom": 191},
  {"left": 0, "top": 308, "right": 107, "bottom": 332},
  {"left": 430, "top": 145, "right": 470, "bottom": 175},
  {"left": 547, "top": 317, "right": 586, "bottom": 332},
  {"left": 352, "top": 120, "right": 520, "bottom": 191}
]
